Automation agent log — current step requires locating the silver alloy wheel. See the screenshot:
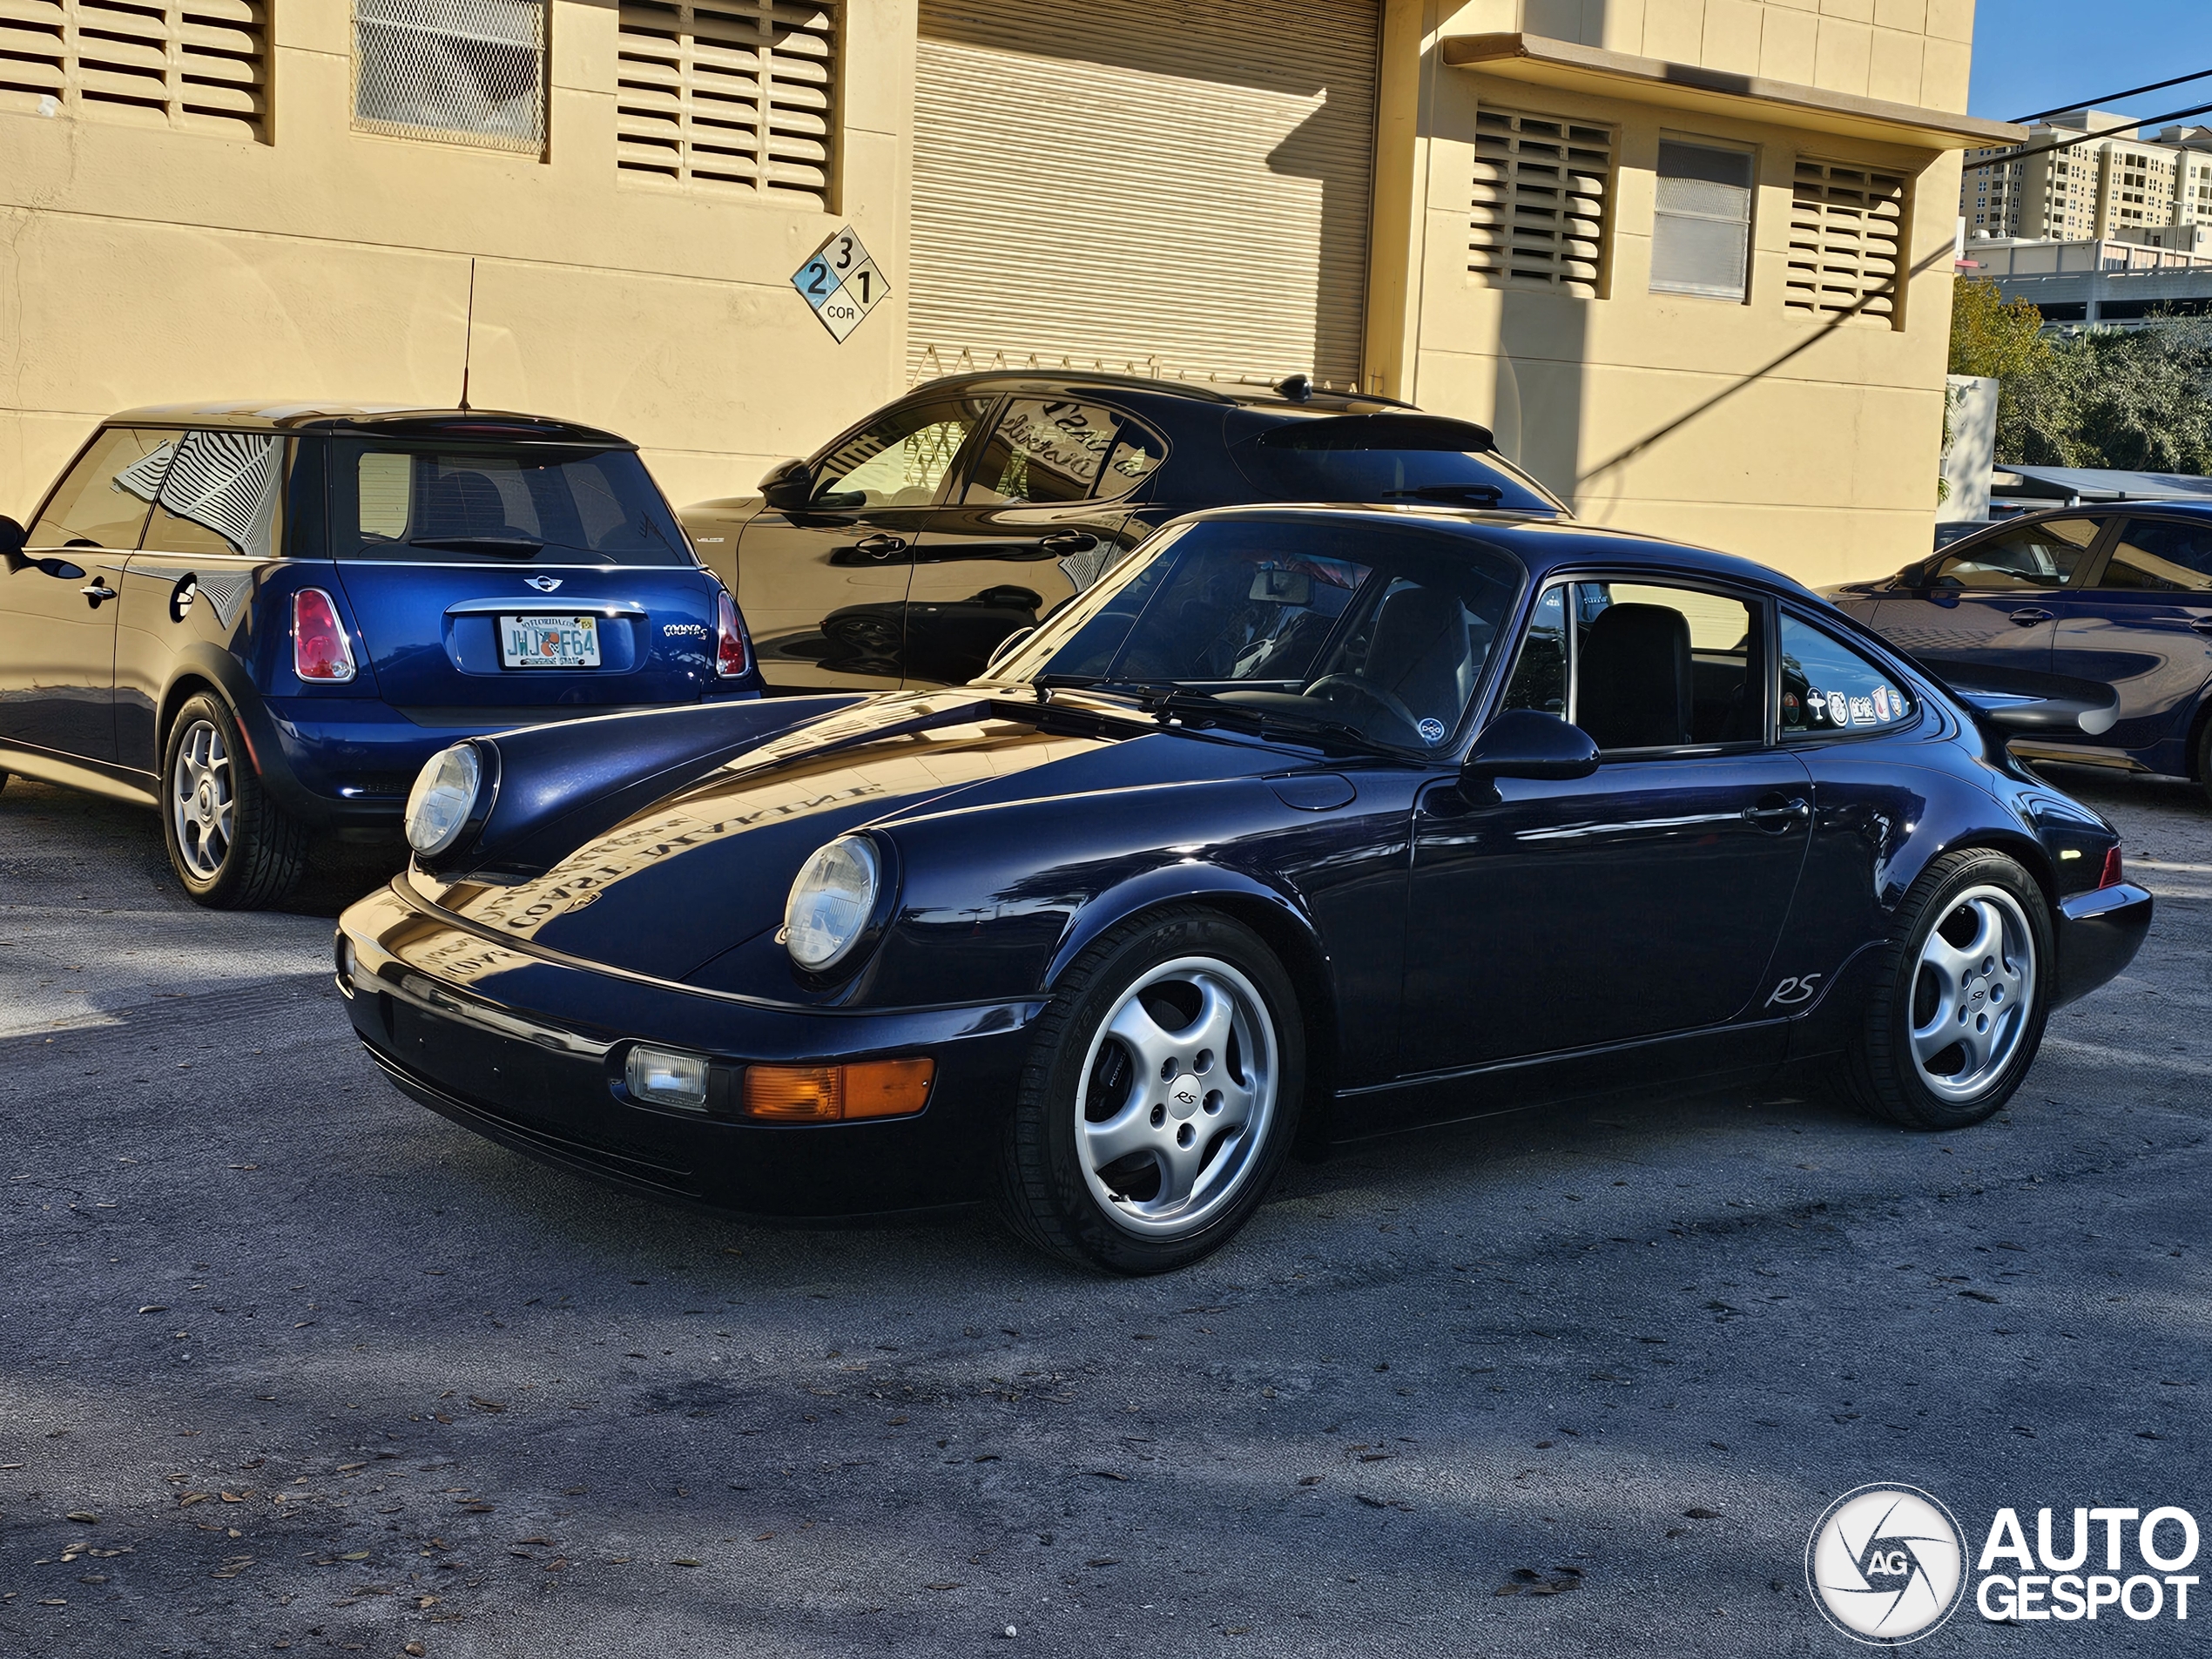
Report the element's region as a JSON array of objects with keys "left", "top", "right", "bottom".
[
  {"left": 1075, "top": 954, "right": 1279, "bottom": 1240},
  {"left": 1910, "top": 885, "right": 2036, "bottom": 1103},
  {"left": 170, "top": 717, "right": 236, "bottom": 880}
]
